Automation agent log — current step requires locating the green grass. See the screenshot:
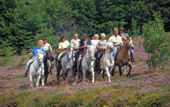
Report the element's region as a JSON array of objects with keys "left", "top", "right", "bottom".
[
  {"left": 0, "top": 84, "right": 169, "bottom": 107},
  {"left": 13, "top": 75, "right": 24, "bottom": 79}
]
